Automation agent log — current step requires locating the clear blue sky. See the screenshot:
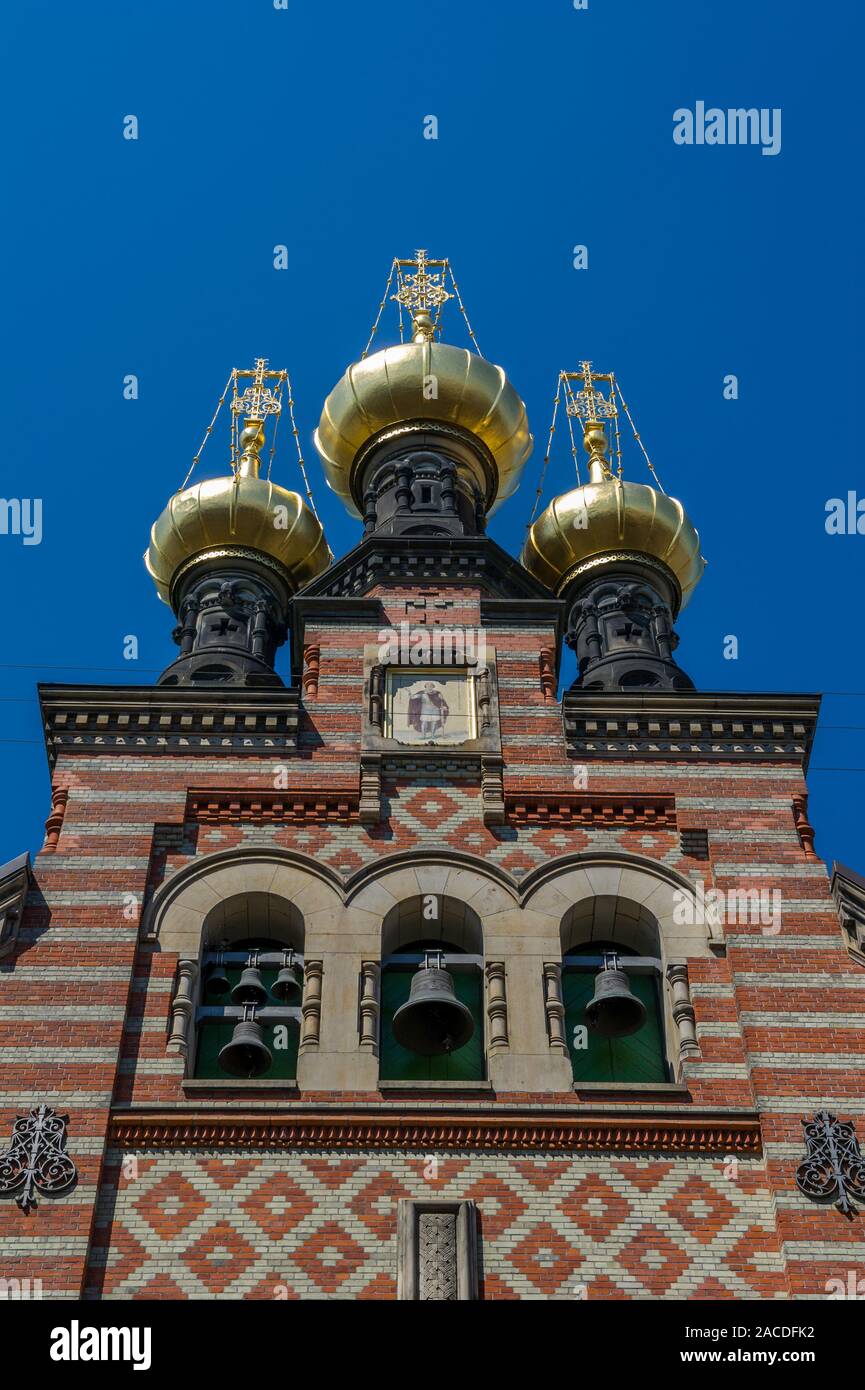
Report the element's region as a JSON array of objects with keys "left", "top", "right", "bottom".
[{"left": 2, "top": 0, "right": 862, "bottom": 870}]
